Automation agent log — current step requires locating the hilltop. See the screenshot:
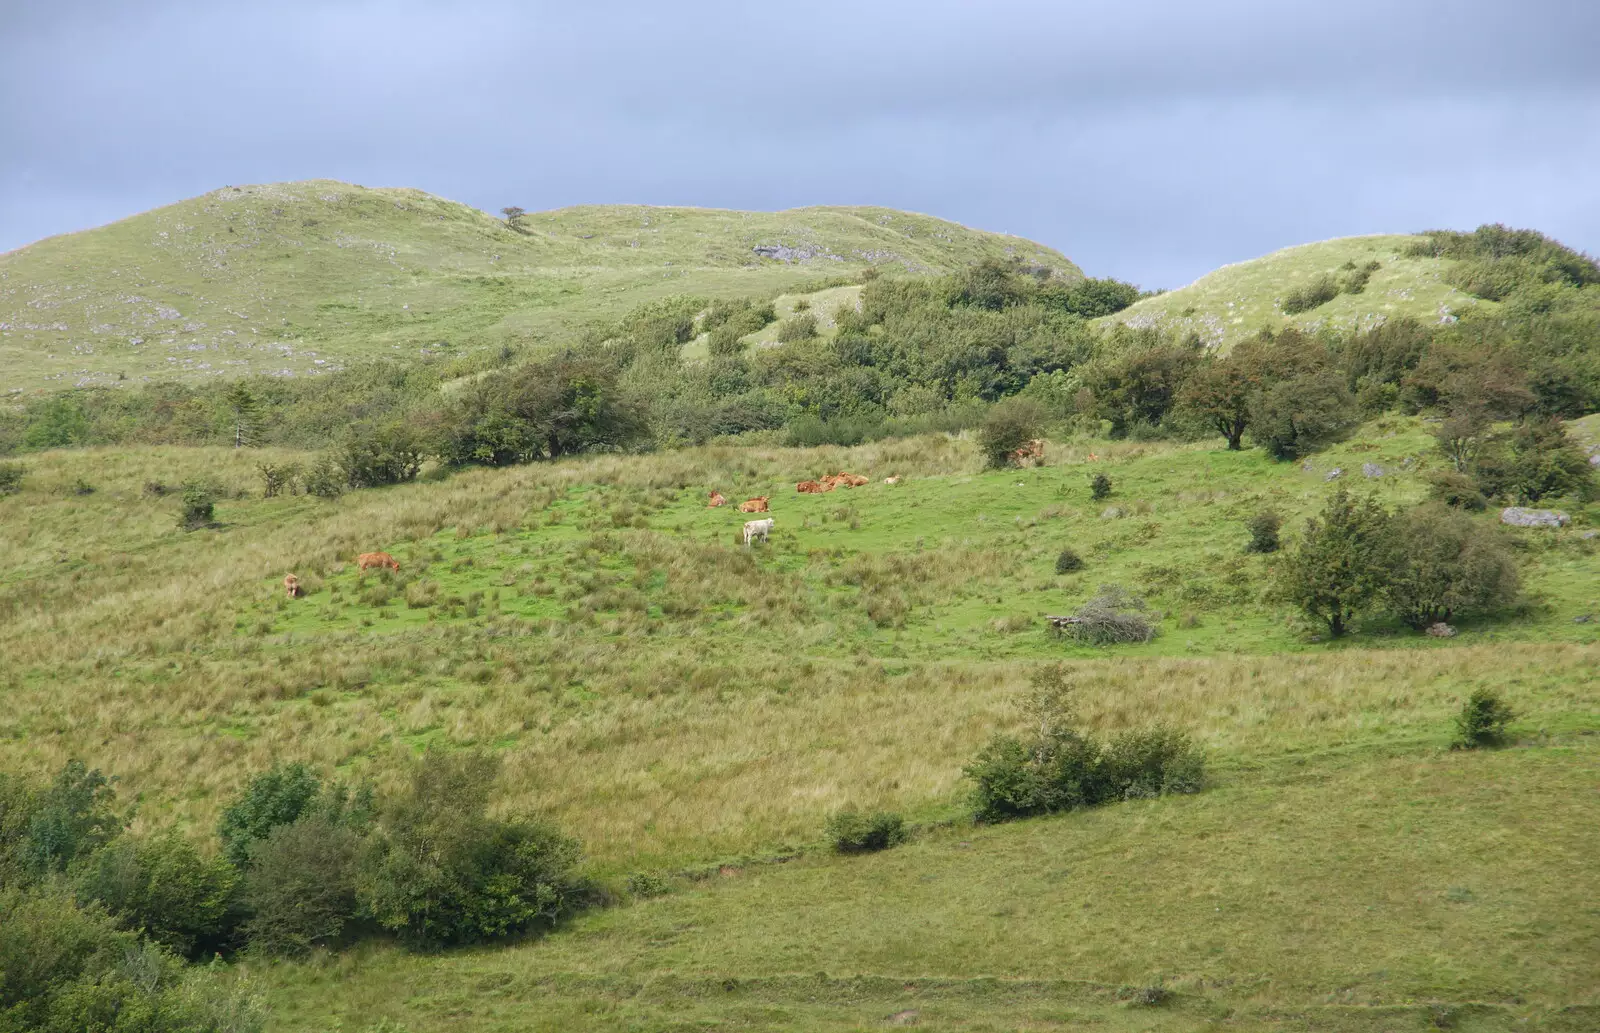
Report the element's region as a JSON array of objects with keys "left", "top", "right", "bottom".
[
  {"left": 1099, "top": 234, "right": 1484, "bottom": 349},
  {"left": 0, "top": 181, "right": 1078, "bottom": 391}
]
